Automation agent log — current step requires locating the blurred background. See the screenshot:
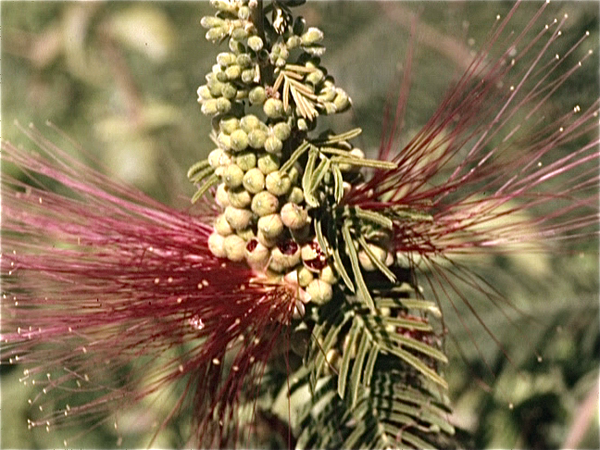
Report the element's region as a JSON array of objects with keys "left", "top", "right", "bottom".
[{"left": 2, "top": 1, "right": 598, "bottom": 448}]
